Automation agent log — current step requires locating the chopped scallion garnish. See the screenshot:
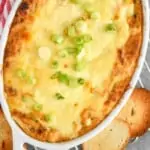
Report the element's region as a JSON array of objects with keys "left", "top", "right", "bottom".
[
  {"left": 74, "top": 34, "right": 92, "bottom": 45},
  {"left": 74, "top": 60, "right": 86, "bottom": 71},
  {"left": 58, "top": 50, "right": 68, "bottom": 58},
  {"left": 90, "top": 12, "right": 100, "bottom": 20},
  {"left": 70, "top": 0, "right": 81, "bottom": 4},
  {"left": 16, "top": 69, "right": 27, "bottom": 79},
  {"left": 33, "top": 103, "right": 43, "bottom": 111},
  {"left": 51, "top": 71, "right": 70, "bottom": 85},
  {"left": 57, "top": 72, "right": 70, "bottom": 85},
  {"left": 44, "top": 114, "right": 52, "bottom": 122},
  {"left": 51, "top": 61, "right": 59, "bottom": 69},
  {"left": 55, "top": 93, "right": 65, "bottom": 100},
  {"left": 22, "top": 96, "right": 31, "bottom": 102},
  {"left": 82, "top": 4, "right": 94, "bottom": 13},
  {"left": 78, "top": 78, "right": 85, "bottom": 85},
  {"left": 15, "top": 69, "right": 36, "bottom": 85},
  {"left": 105, "top": 23, "right": 116, "bottom": 32},
  {"left": 27, "top": 76, "right": 36, "bottom": 85},
  {"left": 65, "top": 47, "right": 76, "bottom": 54},
  {"left": 82, "top": 34, "right": 93, "bottom": 43},
  {"left": 76, "top": 44, "right": 84, "bottom": 55},
  {"left": 51, "top": 34, "right": 64, "bottom": 44},
  {"left": 50, "top": 72, "right": 59, "bottom": 79},
  {"left": 67, "top": 26, "right": 76, "bottom": 37},
  {"left": 51, "top": 71, "right": 85, "bottom": 87},
  {"left": 74, "top": 36, "right": 85, "bottom": 45}
]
